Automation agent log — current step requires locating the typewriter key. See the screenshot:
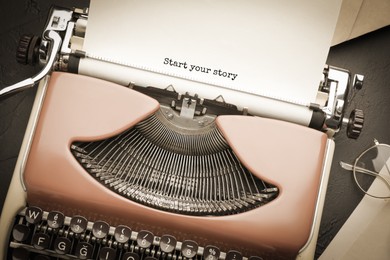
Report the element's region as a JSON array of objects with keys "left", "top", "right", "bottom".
[
  {"left": 75, "top": 242, "right": 93, "bottom": 259},
  {"left": 160, "top": 235, "right": 177, "bottom": 253},
  {"left": 25, "top": 206, "right": 43, "bottom": 224},
  {"left": 99, "top": 247, "right": 117, "bottom": 260},
  {"left": 11, "top": 247, "right": 29, "bottom": 260},
  {"left": 122, "top": 252, "right": 139, "bottom": 260},
  {"left": 33, "top": 255, "right": 50, "bottom": 260},
  {"left": 70, "top": 216, "right": 88, "bottom": 234},
  {"left": 137, "top": 230, "right": 154, "bottom": 248},
  {"left": 93, "top": 221, "right": 110, "bottom": 239},
  {"left": 54, "top": 237, "right": 71, "bottom": 254},
  {"left": 203, "top": 245, "right": 220, "bottom": 260},
  {"left": 249, "top": 256, "right": 264, "bottom": 260},
  {"left": 47, "top": 211, "right": 64, "bottom": 229},
  {"left": 32, "top": 233, "right": 50, "bottom": 250},
  {"left": 114, "top": 225, "right": 131, "bottom": 243},
  {"left": 181, "top": 240, "right": 198, "bottom": 258},
  {"left": 12, "top": 224, "right": 30, "bottom": 242},
  {"left": 225, "top": 250, "right": 242, "bottom": 260}
]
